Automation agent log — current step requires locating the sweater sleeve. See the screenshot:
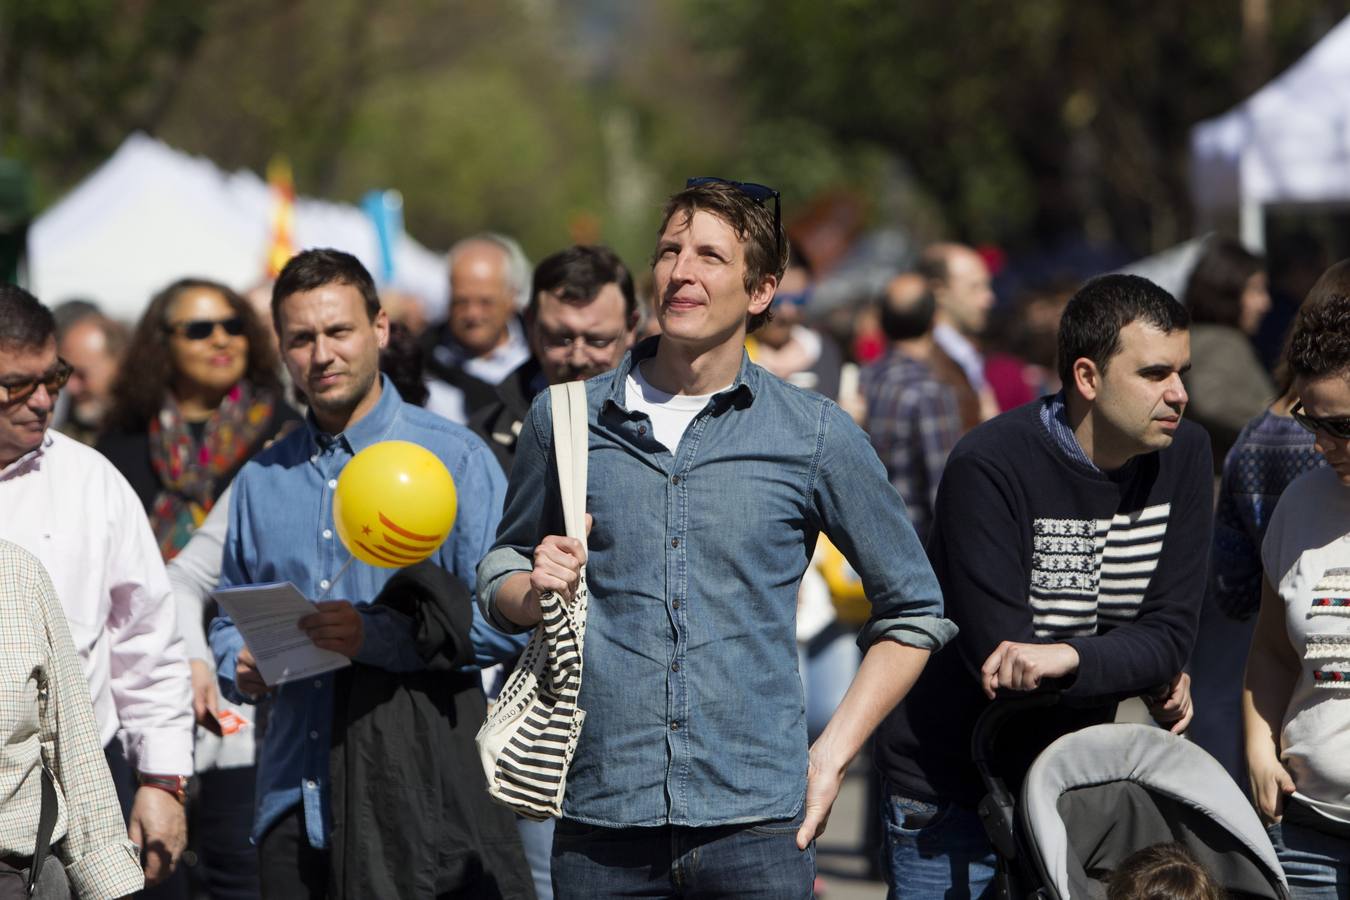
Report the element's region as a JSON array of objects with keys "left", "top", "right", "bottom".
[
  {"left": 928, "top": 451, "right": 1041, "bottom": 682},
  {"left": 1063, "top": 435, "right": 1214, "bottom": 699}
]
